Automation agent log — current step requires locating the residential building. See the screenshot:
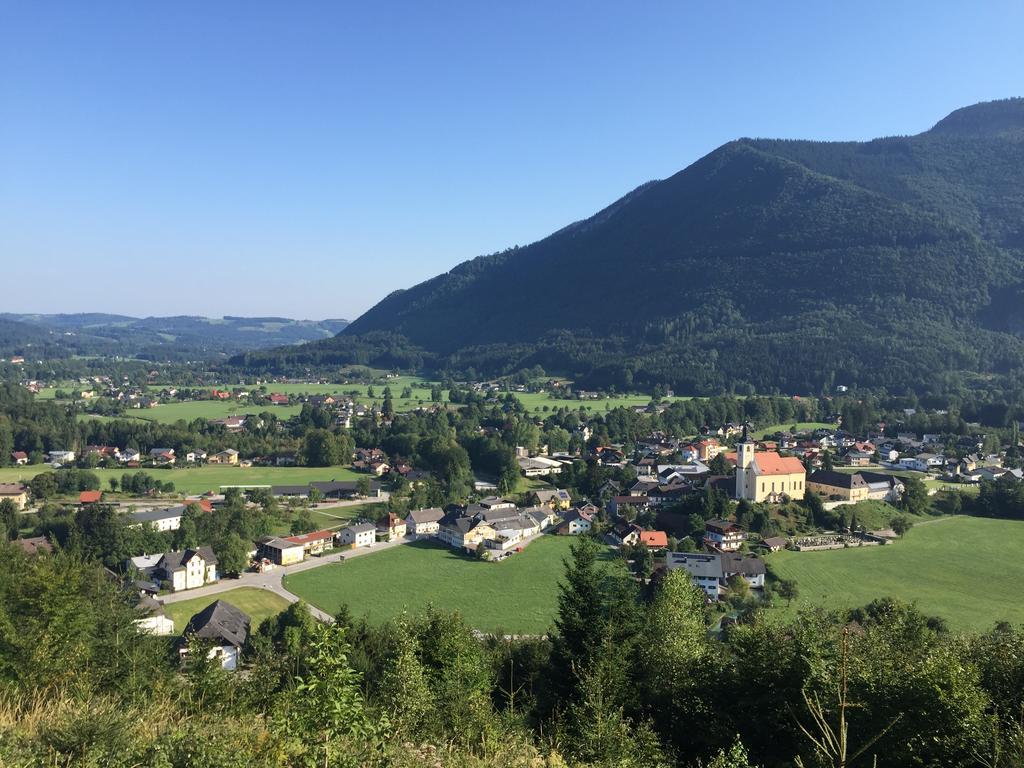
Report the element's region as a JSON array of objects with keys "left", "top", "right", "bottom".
[
  {"left": 665, "top": 551, "right": 766, "bottom": 601},
  {"left": 179, "top": 600, "right": 250, "bottom": 671},
  {"left": 610, "top": 520, "right": 642, "bottom": 546},
  {"left": 518, "top": 455, "right": 563, "bottom": 477},
  {"left": 530, "top": 488, "right": 572, "bottom": 510},
  {"left": 10, "top": 451, "right": 28, "bottom": 465},
  {"left": 284, "top": 529, "right": 337, "bottom": 556},
  {"left": 703, "top": 519, "right": 745, "bottom": 551},
  {"left": 47, "top": 450, "right": 75, "bottom": 465},
  {"left": 129, "top": 505, "right": 186, "bottom": 532},
  {"left": 639, "top": 530, "right": 669, "bottom": 550},
  {"left": 339, "top": 522, "right": 376, "bottom": 548},
  {"left": 79, "top": 490, "right": 102, "bottom": 505},
  {"left": 152, "top": 547, "right": 218, "bottom": 592},
  {"left": 376, "top": 512, "right": 407, "bottom": 541},
  {"left": 406, "top": 507, "right": 445, "bottom": 536},
  {"left": 134, "top": 595, "right": 175, "bottom": 636},
  {"left": 0, "top": 483, "right": 29, "bottom": 510},
  {"left": 556, "top": 507, "right": 594, "bottom": 535},
  {"left": 807, "top": 470, "right": 870, "bottom": 502},
  {"left": 257, "top": 536, "right": 305, "bottom": 566},
  {"left": 859, "top": 471, "right": 904, "bottom": 501},
  {"left": 209, "top": 448, "right": 240, "bottom": 465}
]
